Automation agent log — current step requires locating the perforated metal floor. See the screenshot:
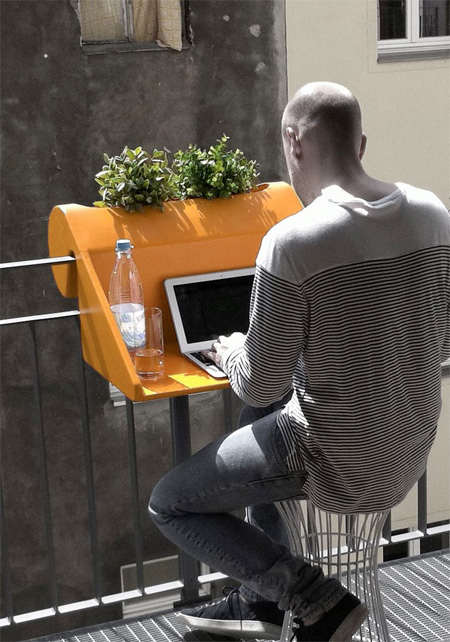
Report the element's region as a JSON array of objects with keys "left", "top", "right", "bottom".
[
  {"left": 377, "top": 550, "right": 450, "bottom": 641},
  {"left": 30, "top": 550, "right": 450, "bottom": 642}
]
